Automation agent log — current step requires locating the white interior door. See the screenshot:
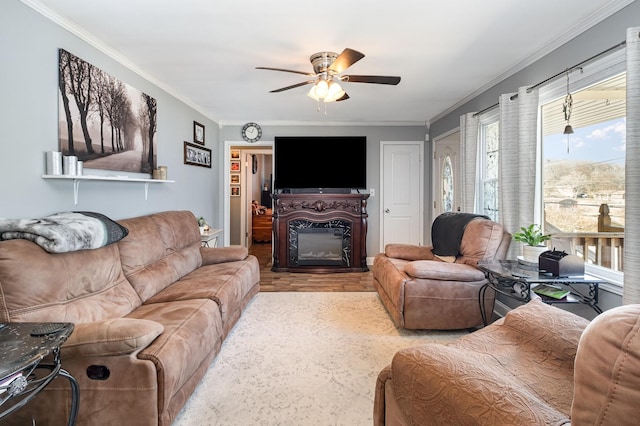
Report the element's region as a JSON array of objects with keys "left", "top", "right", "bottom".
[
  {"left": 242, "top": 151, "right": 254, "bottom": 247},
  {"left": 433, "top": 130, "right": 461, "bottom": 217},
  {"left": 380, "top": 141, "right": 423, "bottom": 250}
]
